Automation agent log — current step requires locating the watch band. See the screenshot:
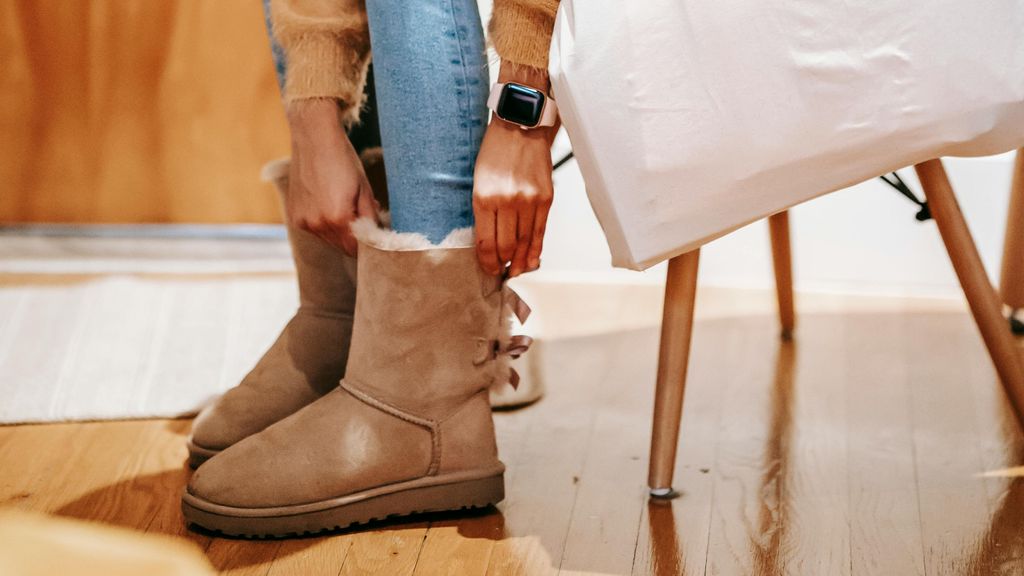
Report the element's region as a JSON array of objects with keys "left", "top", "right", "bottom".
[
  {"left": 537, "top": 92, "right": 558, "bottom": 127},
  {"left": 488, "top": 82, "right": 558, "bottom": 128},
  {"left": 486, "top": 83, "right": 504, "bottom": 112}
]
